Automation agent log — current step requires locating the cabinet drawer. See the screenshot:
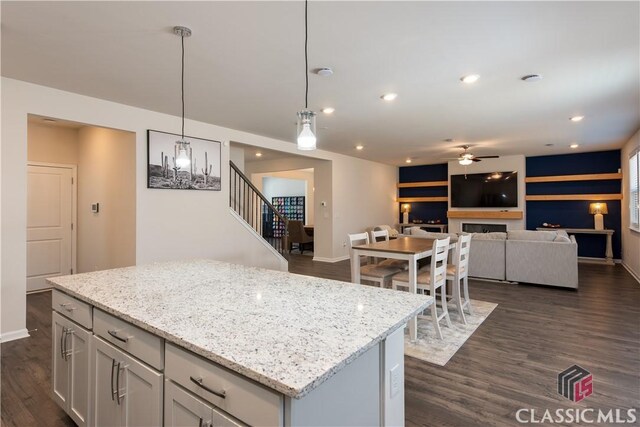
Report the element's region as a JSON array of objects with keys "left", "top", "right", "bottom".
[
  {"left": 166, "top": 343, "right": 283, "bottom": 427},
  {"left": 52, "top": 290, "right": 92, "bottom": 329},
  {"left": 93, "top": 309, "right": 164, "bottom": 370}
]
